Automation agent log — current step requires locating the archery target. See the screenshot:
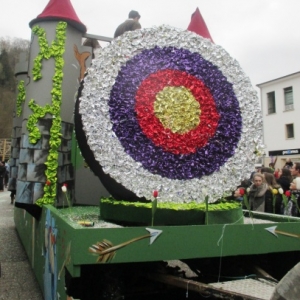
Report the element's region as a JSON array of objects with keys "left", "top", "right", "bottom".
[{"left": 79, "top": 25, "right": 263, "bottom": 203}]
